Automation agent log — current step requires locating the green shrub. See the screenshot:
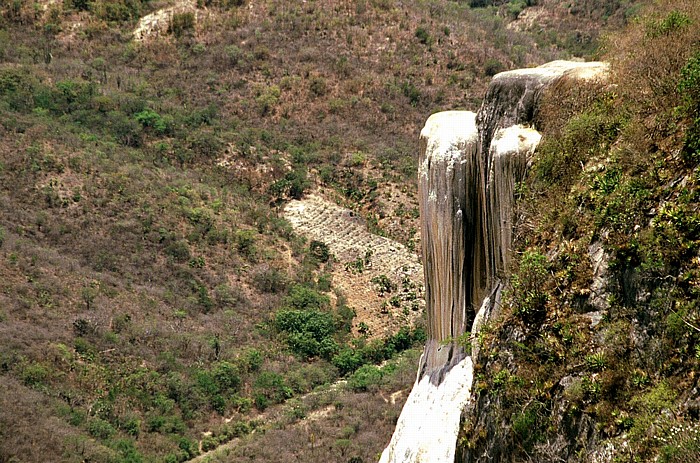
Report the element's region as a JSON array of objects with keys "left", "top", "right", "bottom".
[
  {"left": 348, "top": 364, "right": 383, "bottom": 391},
  {"left": 679, "top": 52, "right": 700, "bottom": 162},
  {"left": 414, "top": 26, "right": 432, "bottom": 45},
  {"left": 269, "top": 169, "right": 310, "bottom": 200},
  {"left": 20, "top": 362, "right": 50, "bottom": 387},
  {"left": 309, "top": 240, "right": 330, "bottom": 262},
  {"left": 224, "top": 45, "right": 244, "bottom": 66},
  {"left": 0, "top": 67, "right": 39, "bottom": 111},
  {"left": 87, "top": 418, "right": 116, "bottom": 440},
  {"left": 135, "top": 109, "right": 173, "bottom": 135},
  {"left": 169, "top": 12, "right": 195, "bottom": 38},
  {"left": 107, "top": 110, "right": 143, "bottom": 147},
  {"left": 211, "top": 361, "right": 241, "bottom": 392},
  {"left": 401, "top": 81, "right": 421, "bottom": 106},
  {"left": 93, "top": 0, "right": 143, "bottom": 21},
  {"left": 646, "top": 10, "right": 691, "bottom": 38},
  {"left": 165, "top": 241, "right": 191, "bottom": 262},
  {"left": 177, "top": 436, "right": 199, "bottom": 459},
  {"left": 507, "top": 0, "right": 527, "bottom": 19},
  {"left": 317, "top": 273, "right": 332, "bottom": 292},
  {"left": 284, "top": 285, "right": 330, "bottom": 311},
  {"left": 235, "top": 230, "right": 257, "bottom": 259},
  {"left": 510, "top": 251, "right": 549, "bottom": 322},
  {"left": 679, "top": 52, "right": 700, "bottom": 114},
  {"left": 275, "top": 307, "right": 336, "bottom": 358},
  {"left": 252, "top": 266, "right": 287, "bottom": 293},
  {"left": 255, "top": 84, "right": 280, "bottom": 116},
  {"left": 110, "top": 439, "right": 143, "bottom": 463},
  {"left": 253, "top": 371, "right": 292, "bottom": 408},
  {"left": 371, "top": 274, "right": 396, "bottom": 294},
  {"left": 511, "top": 402, "right": 545, "bottom": 453},
  {"left": 240, "top": 348, "right": 263, "bottom": 373},
  {"left": 332, "top": 347, "right": 366, "bottom": 375},
  {"left": 309, "top": 76, "right": 327, "bottom": 97},
  {"left": 187, "top": 130, "right": 223, "bottom": 160},
  {"left": 74, "top": 337, "right": 97, "bottom": 361}
]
